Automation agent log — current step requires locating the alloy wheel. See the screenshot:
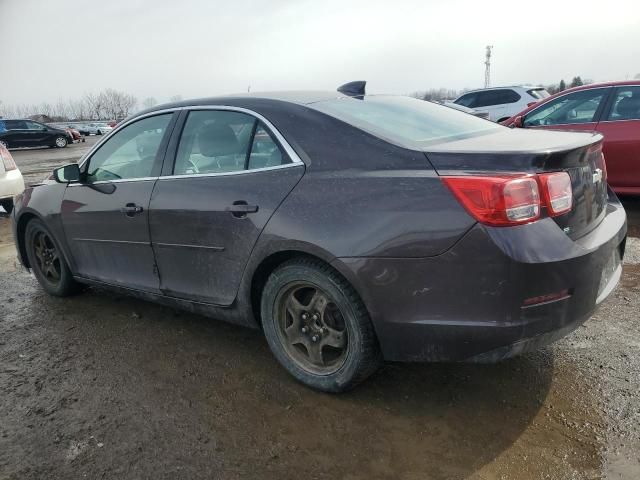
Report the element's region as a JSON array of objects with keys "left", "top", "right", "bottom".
[
  {"left": 55, "top": 137, "right": 67, "bottom": 148},
  {"left": 32, "top": 230, "right": 62, "bottom": 285},
  {"left": 274, "top": 282, "right": 348, "bottom": 375}
]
